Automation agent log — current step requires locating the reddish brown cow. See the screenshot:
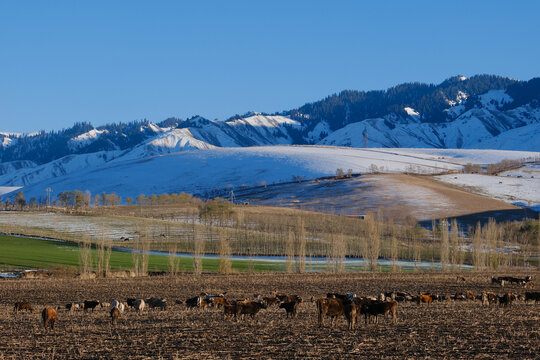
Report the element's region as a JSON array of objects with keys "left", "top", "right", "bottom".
[
  {"left": 316, "top": 298, "right": 344, "bottom": 327},
  {"left": 211, "top": 296, "right": 230, "bottom": 308},
  {"left": 499, "top": 293, "right": 517, "bottom": 307},
  {"left": 14, "top": 301, "right": 33, "bottom": 313},
  {"left": 42, "top": 307, "right": 57, "bottom": 330},
  {"left": 417, "top": 294, "right": 433, "bottom": 305}
]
